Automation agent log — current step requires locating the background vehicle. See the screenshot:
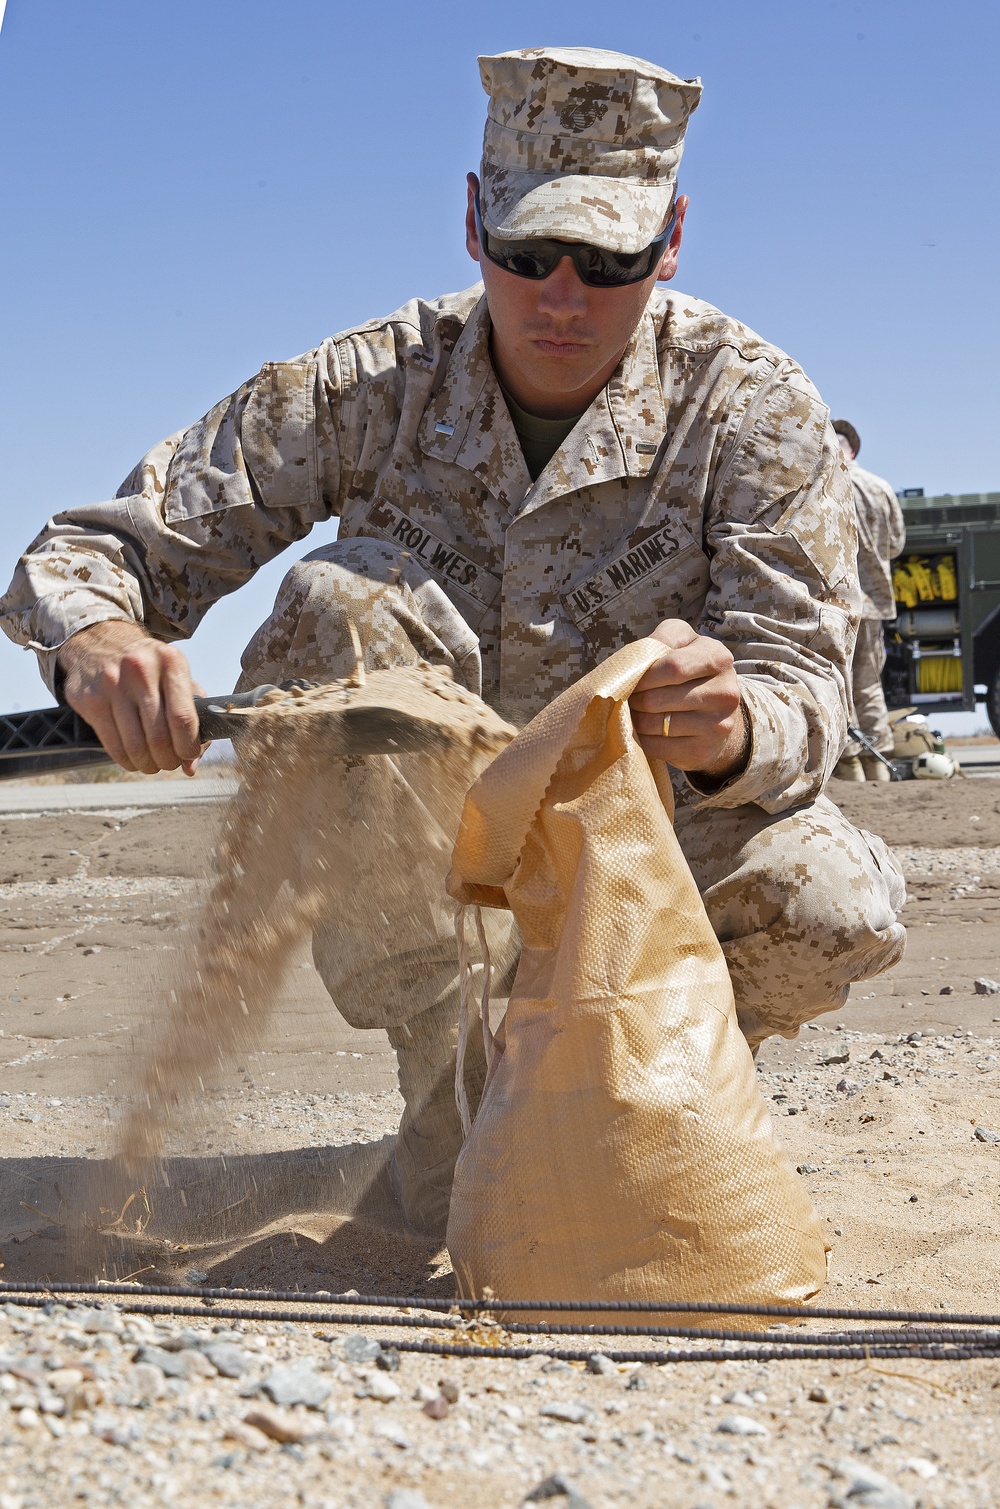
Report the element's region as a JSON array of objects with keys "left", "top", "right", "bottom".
[{"left": 885, "top": 490, "right": 1000, "bottom": 736}]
